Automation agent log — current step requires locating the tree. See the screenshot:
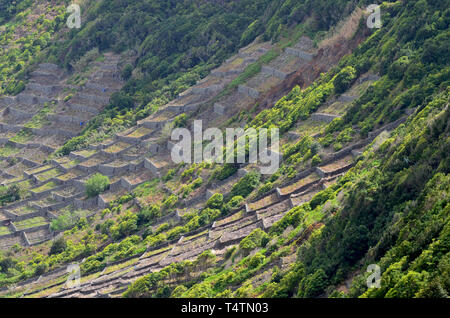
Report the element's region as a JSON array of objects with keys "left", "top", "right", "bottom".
[
  {"left": 206, "top": 193, "right": 223, "bottom": 209},
  {"left": 137, "top": 204, "right": 161, "bottom": 225},
  {"left": 298, "top": 269, "right": 328, "bottom": 298},
  {"left": 49, "top": 237, "right": 67, "bottom": 255},
  {"left": 85, "top": 173, "right": 110, "bottom": 198},
  {"left": 239, "top": 228, "right": 269, "bottom": 255},
  {"left": 0, "top": 256, "right": 16, "bottom": 273},
  {"left": 121, "top": 64, "right": 133, "bottom": 80},
  {"left": 333, "top": 66, "right": 357, "bottom": 94},
  {"left": 230, "top": 171, "right": 260, "bottom": 198}
]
